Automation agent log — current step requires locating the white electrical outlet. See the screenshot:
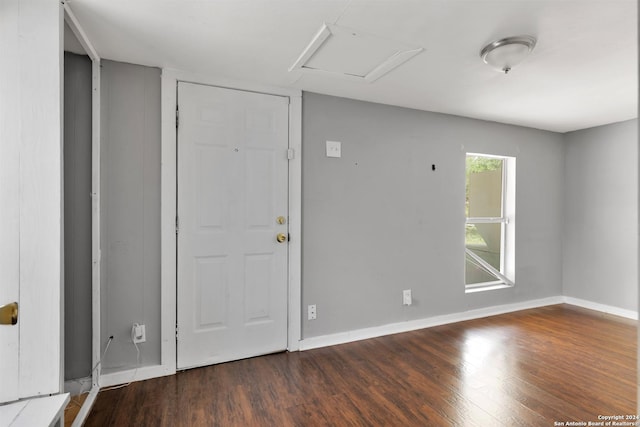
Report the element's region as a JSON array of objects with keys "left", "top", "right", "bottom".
[
  {"left": 403, "top": 289, "right": 412, "bottom": 306},
  {"left": 132, "top": 323, "right": 146, "bottom": 343},
  {"left": 308, "top": 304, "right": 317, "bottom": 320}
]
